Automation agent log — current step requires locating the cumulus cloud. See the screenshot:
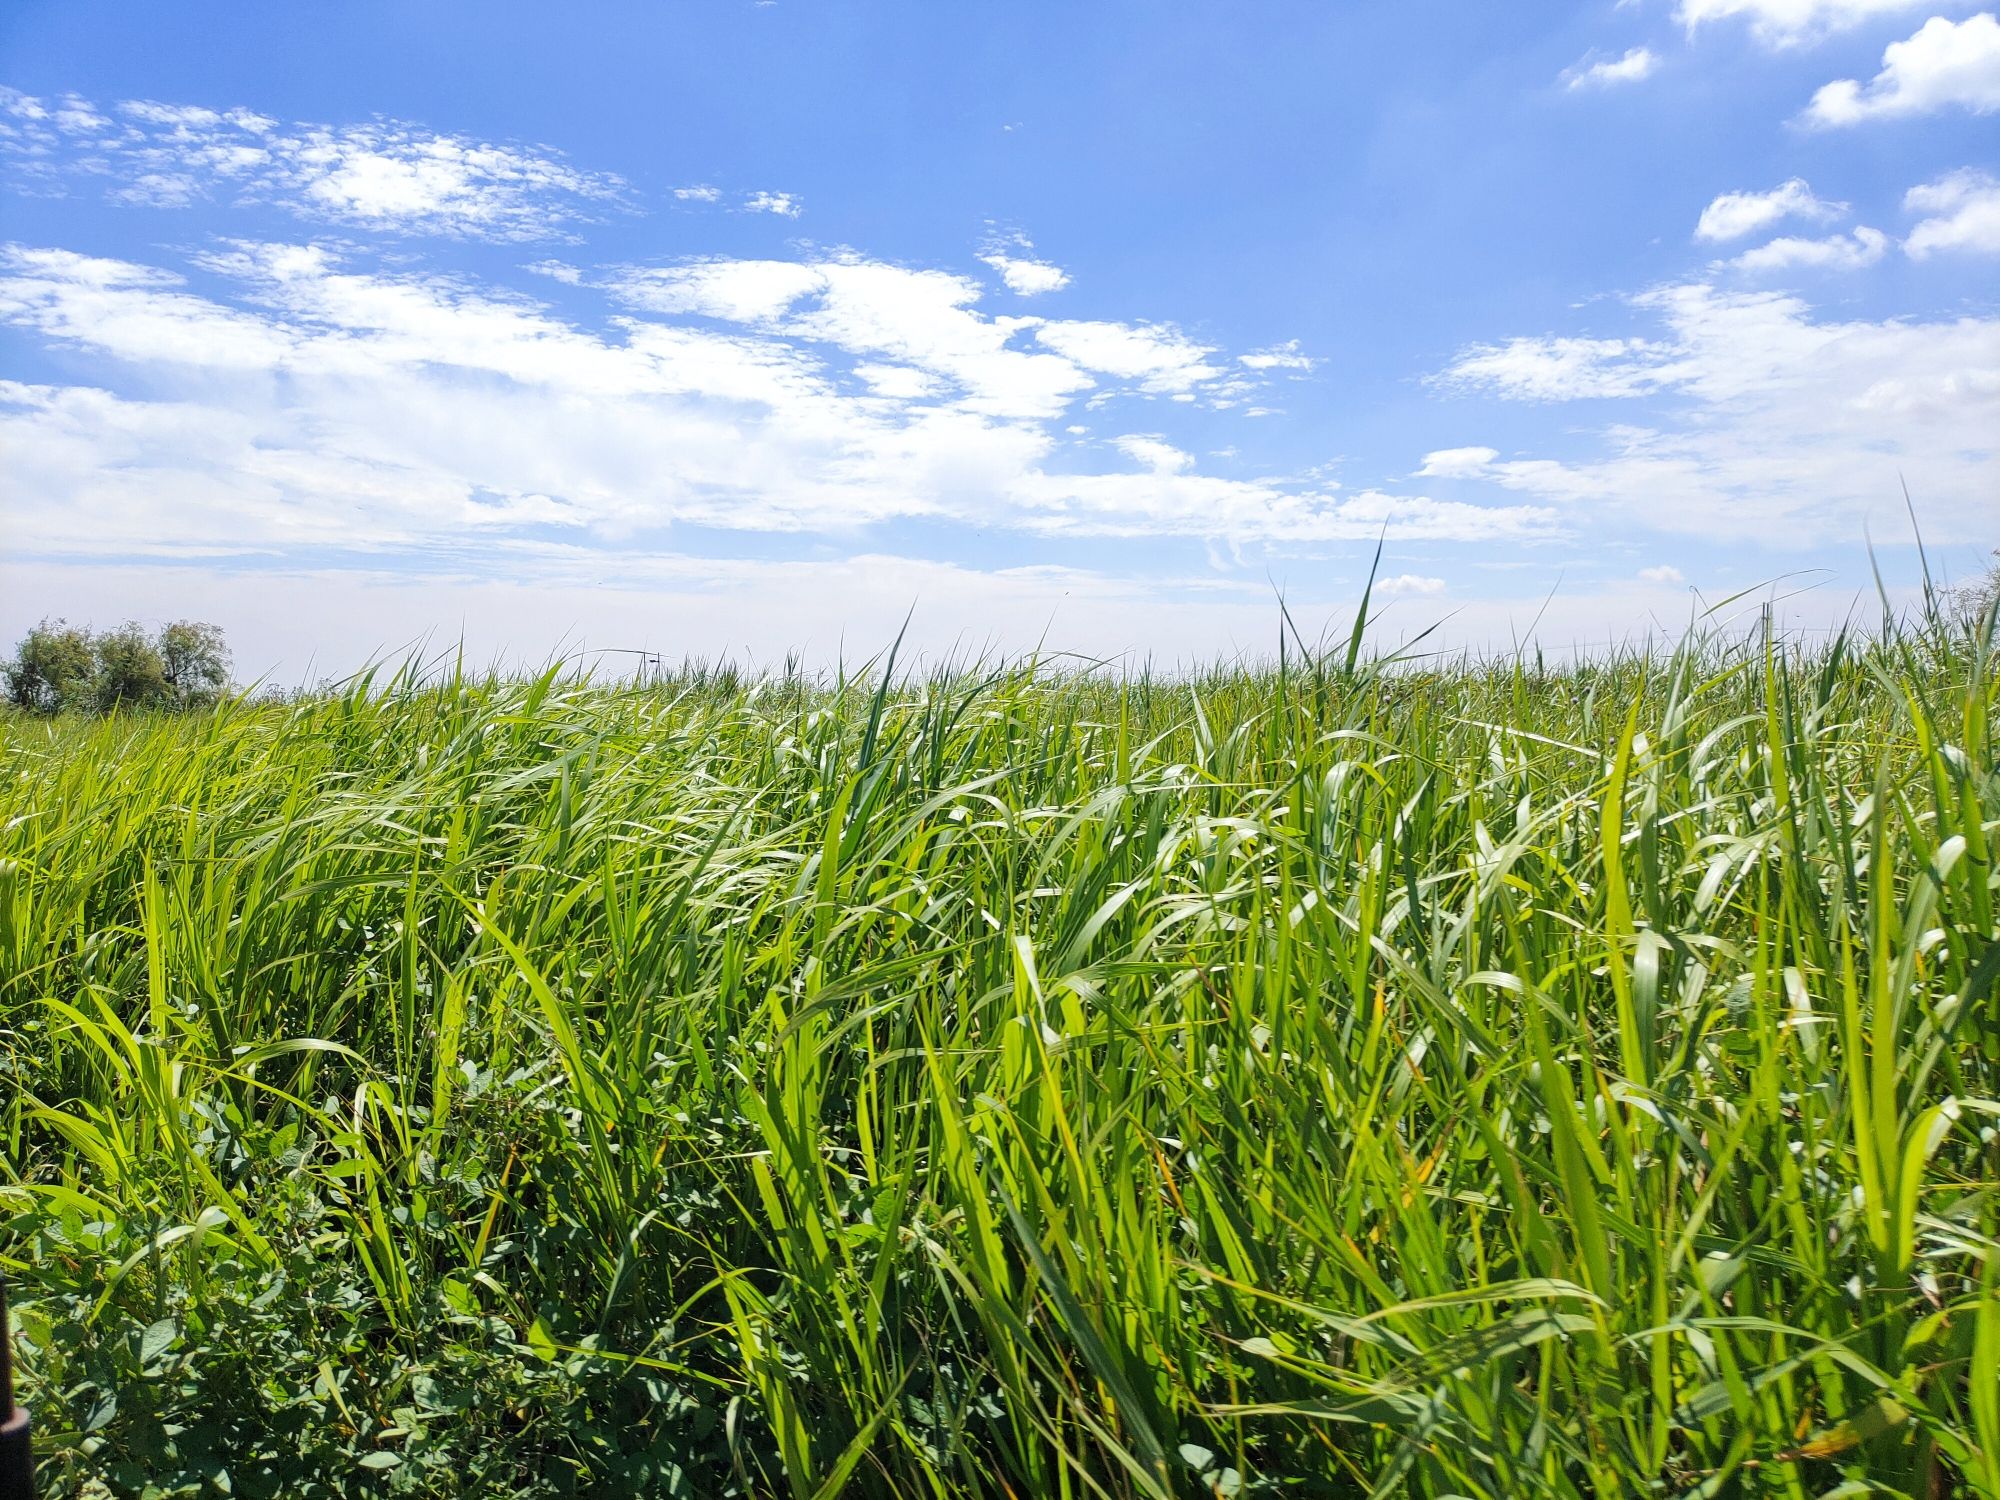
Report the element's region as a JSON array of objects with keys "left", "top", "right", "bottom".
[
  {"left": 1375, "top": 573, "right": 1447, "bottom": 596},
  {"left": 0, "top": 241, "right": 1554, "bottom": 560},
  {"left": 1676, "top": 0, "right": 1926, "bottom": 47},
  {"left": 1032, "top": 319, "right": 1226, "bottom": 395},
  {"left": 742, "top": 190, "right": 802, "bottom": 217},
  {"left": 1638, "top": 564, "right": 1686, "bottom": 583},
  {"left": 979, "top": 235, "right": 1071, "bottom": 296},
  {"left": 610, "top": 256, "right": 1087, "bottom": 420},
  {"left": 1695, "top": 178, "right": 1844, "bottom": 241},
  {"left": 0, "top": 86, "right": 623, "bottom": 239},
  {"left": 1802, "top": 13, "right": 2000, "bottom": 126},
  {"left": 1416, "top": 446, "right": 1500, "bottom": 477},
  {"left": 1726, "top": 225, "right": 1889, "bottom": 273},
  {"left": 673, "top": 184, "right": 721, "bottom": 202},
  {"left": 982, "top": 255, "right": 1069, "bottom": 295},
  {"left": 1434, "top": 281, "right": 2000, "bottom": 541},
  {"left": 1562, "top": 47, "right": 1661, "bottom": 89},
  {"left": 1904, "top": 169, "right": 2000, "bottom": 256}
]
